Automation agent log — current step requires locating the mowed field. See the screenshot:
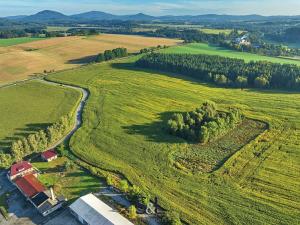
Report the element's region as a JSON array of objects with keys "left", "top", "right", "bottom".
[
  {"left": 0, "top": 34, "right": 181, "bottom": 84},
  {"left": 0, "top": 81, "right": 81, "bottom": 152},
  {"left": 48, "top": 56, "right": 300, "bottom": 224},
  {"left": 162, "top": 43, "right": 300, "bottom": 65}
]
